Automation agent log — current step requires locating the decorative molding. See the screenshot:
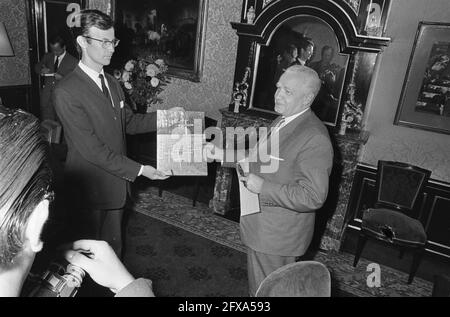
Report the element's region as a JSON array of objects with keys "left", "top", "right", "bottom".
[
  {"left": 263, "top": 0, "right": 276, "bottom": 9},
  {"left": 342, "top": 0, "right": 361, "bottom": 14}
]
